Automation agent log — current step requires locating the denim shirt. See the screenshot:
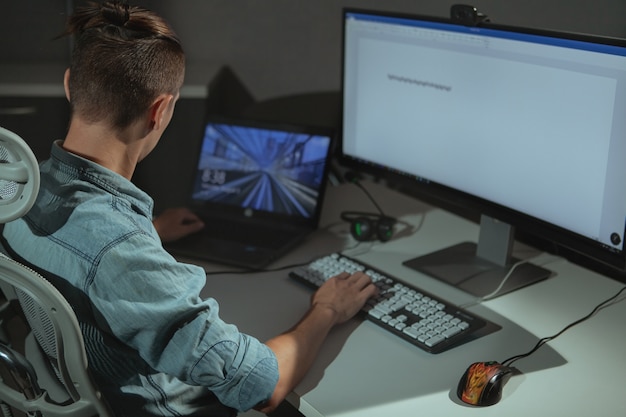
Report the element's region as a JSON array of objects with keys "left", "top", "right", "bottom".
[{"left": 2, "top": 142, "right": 279, "bottom": 416}]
